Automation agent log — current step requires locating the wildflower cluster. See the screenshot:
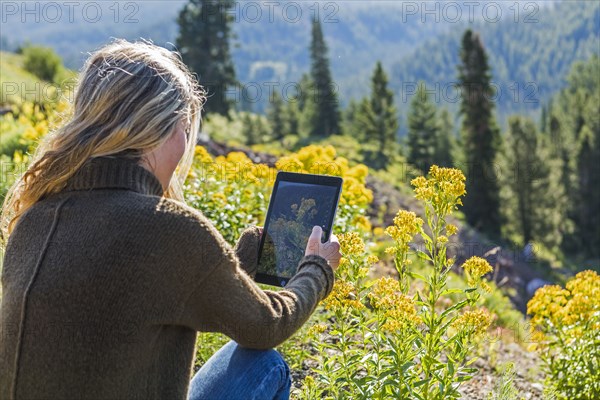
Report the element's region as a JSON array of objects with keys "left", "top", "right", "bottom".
[
  {"left": 185, "top": 146, "right": 275, "bottom": 243},
  {"left": 461, "top": 256, "right": 494, "bottom": 288},
  {"left": 384, "top": 210, "right": 423, "bottom": 253},
  {"left": 384, "top": 209, "right": 423, "bottom": 292},
  {"left": 411, "top": 165, "right": 466, "bottom": 217},
  {"left": 323, "top": 279, "right": 364, "bottom": 313},
  {"left": 451, "top": 309, "right": 493, "bottom": 338},
  {"left": 0, "top": 100, "right": 71, "bottom": 156},
  {"left": 528, "top": 270, "right": 600, "bottom": 333},
  {"left": 527, "top": 270, "right": 600, "bottom": 399},
  {"left": 369, "top": 277, "right": 420, "bottom": 332}
]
